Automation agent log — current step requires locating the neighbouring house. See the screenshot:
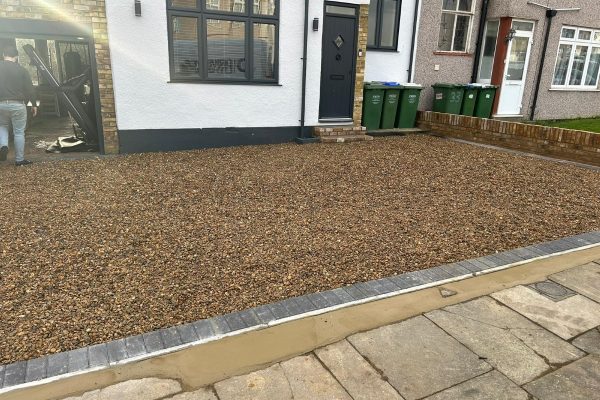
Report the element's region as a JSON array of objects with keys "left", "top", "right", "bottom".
[
  {"left": 1, "top": 0, "right": 599, "bottom": 154},
  {"left": 413, "top": 0, "right": 600, "bottom": 120}
]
